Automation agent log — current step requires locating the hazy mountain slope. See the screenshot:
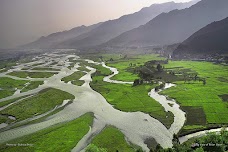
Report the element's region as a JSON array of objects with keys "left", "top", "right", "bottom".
[
  {"left": 104, "top": 0, "right": 228, "bottom": 48},
  {"left": 22, "top": 23, "right": 102, "bottom": 49},
  {"left": 173, "top": 17, "right": 228, "bottom": 57},
  {"left": 57, "top": 1, "right": 197, "bottom": 49}
]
